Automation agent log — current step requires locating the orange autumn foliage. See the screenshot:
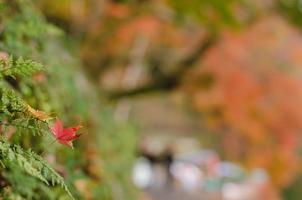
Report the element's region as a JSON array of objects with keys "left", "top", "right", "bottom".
[{"left": 185, "top": 16, "right": 302, "bottom": 187}]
